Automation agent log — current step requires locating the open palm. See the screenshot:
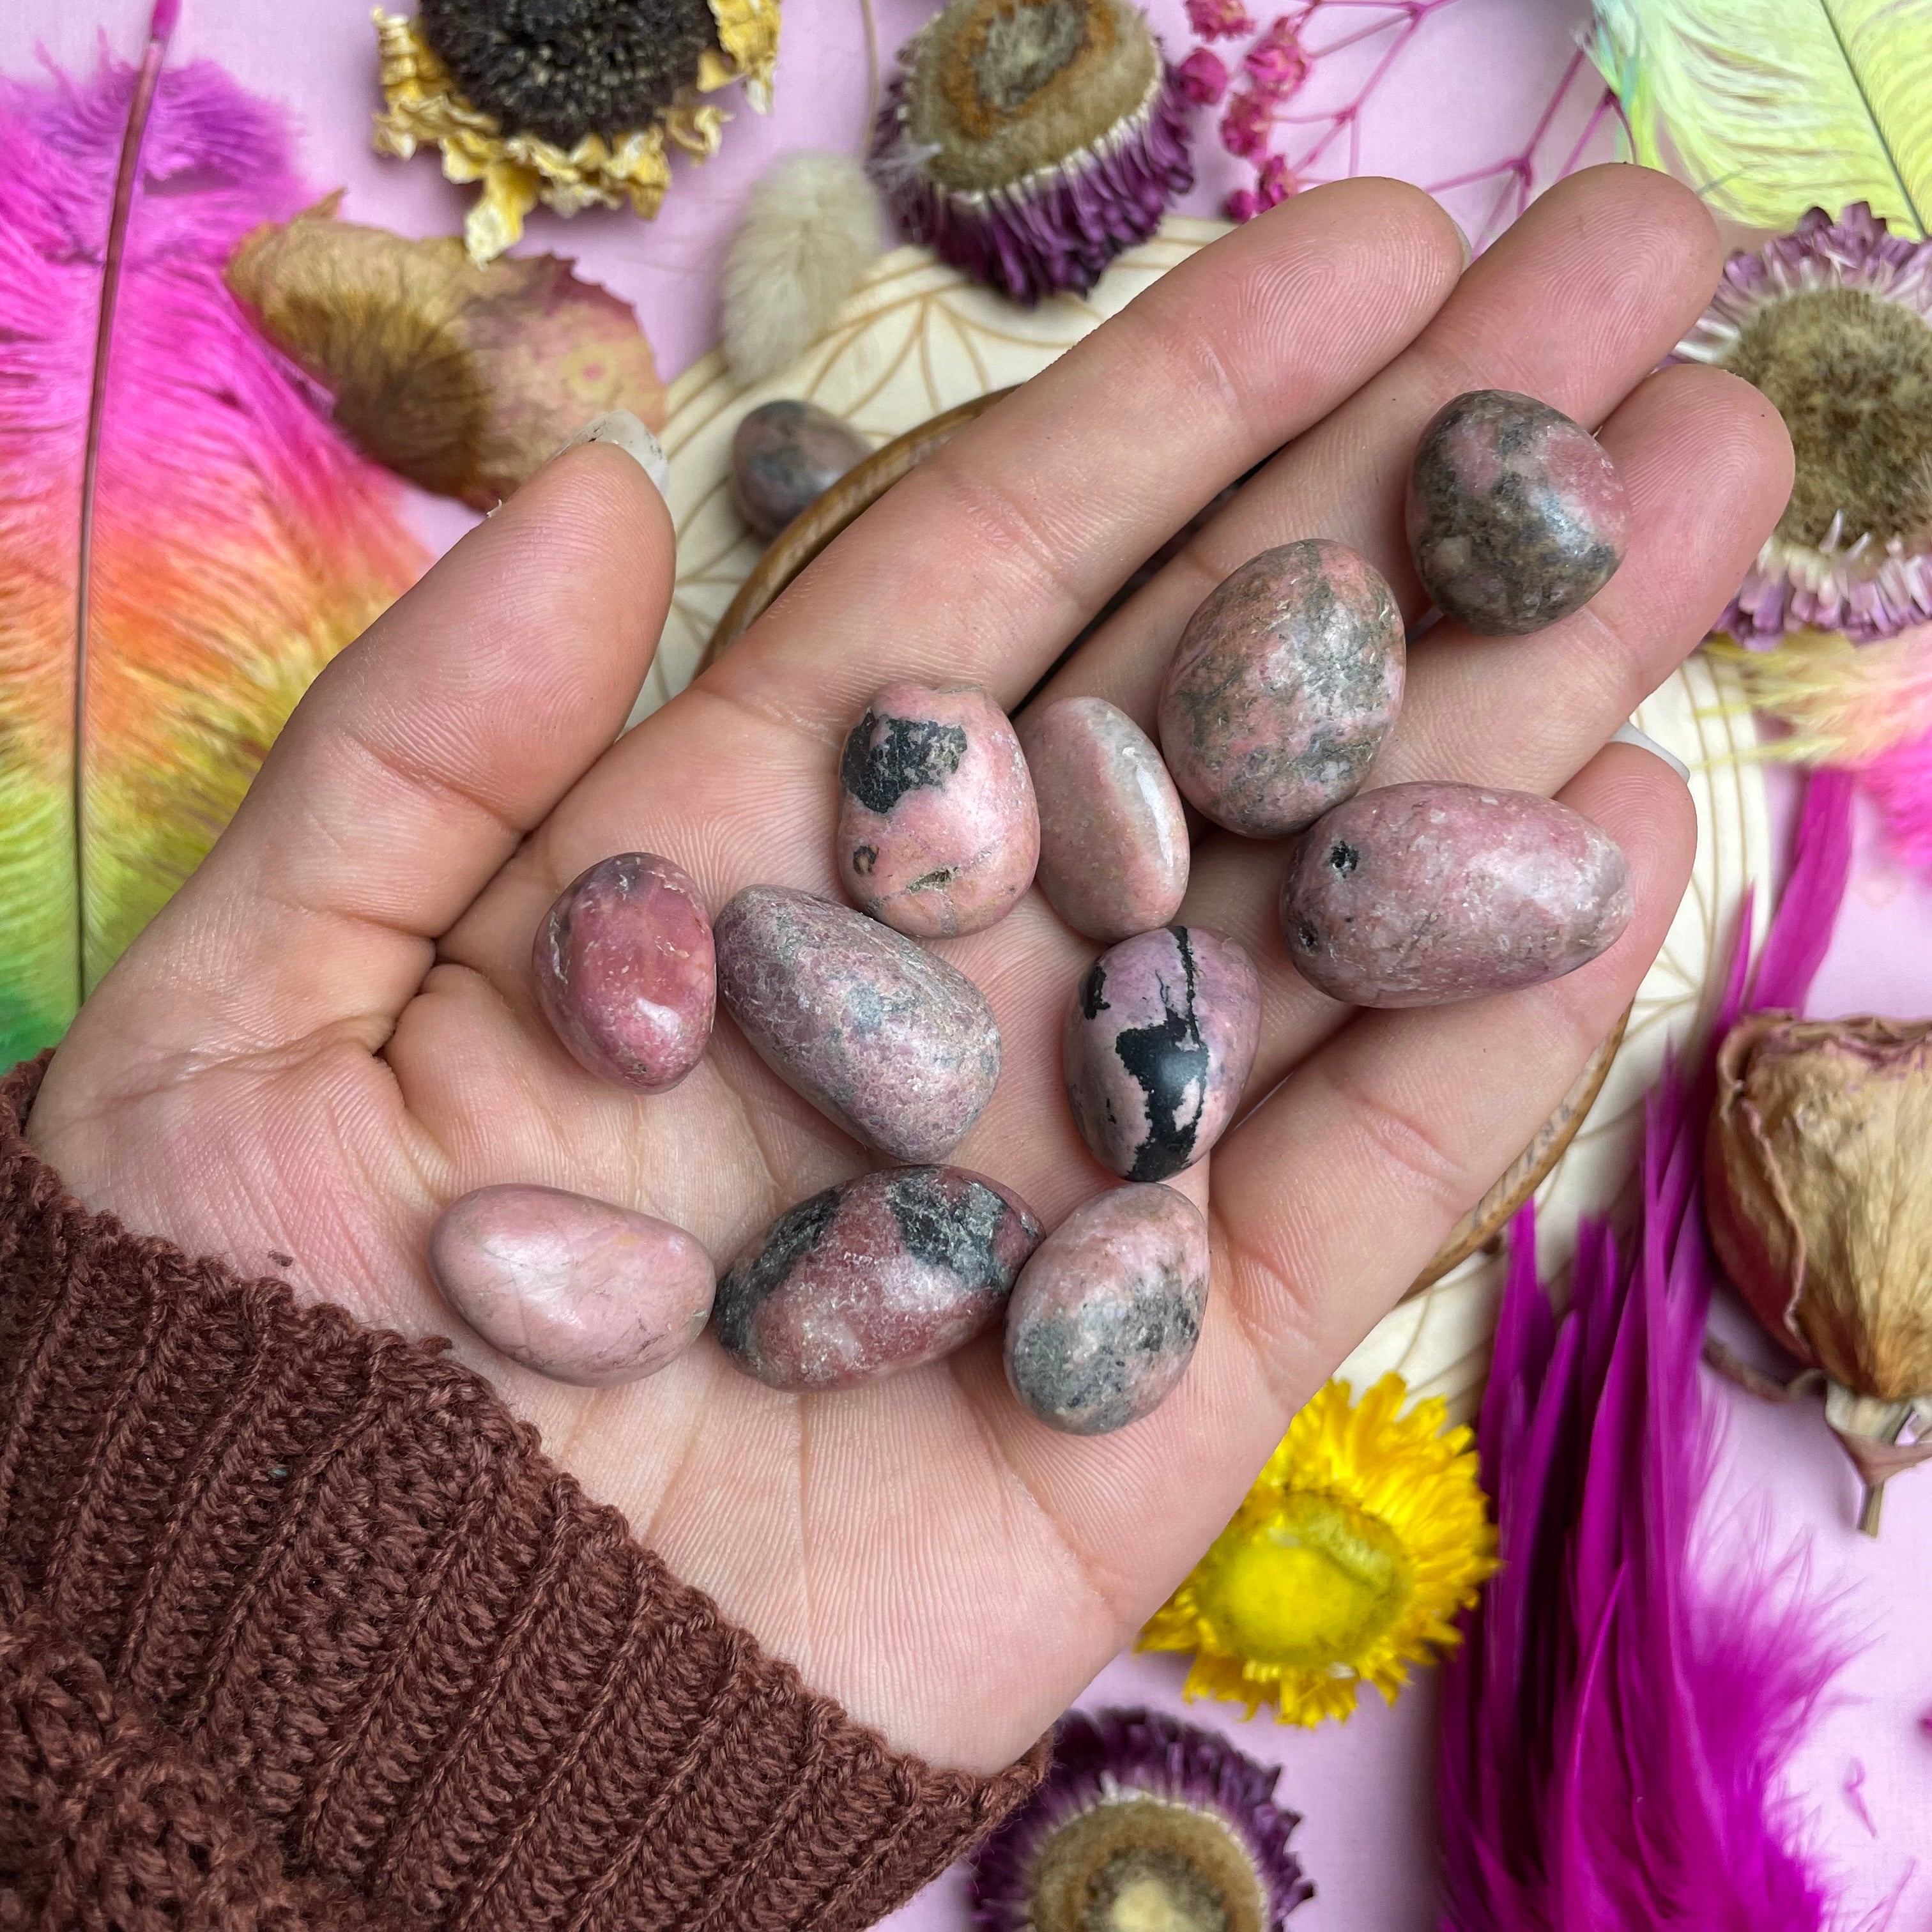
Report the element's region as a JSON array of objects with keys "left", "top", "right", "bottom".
[{"left": 27, "top": 168, "right": 1790, "bottom": 1776}]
